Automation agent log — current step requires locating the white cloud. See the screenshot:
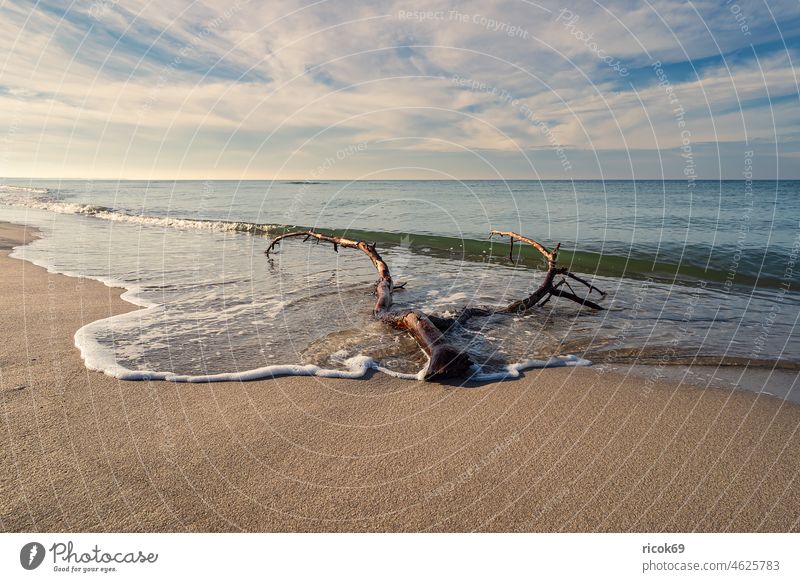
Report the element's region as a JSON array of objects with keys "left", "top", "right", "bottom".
[{"left": 0, "top": 0, "right": 798, "bottom": 178}]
